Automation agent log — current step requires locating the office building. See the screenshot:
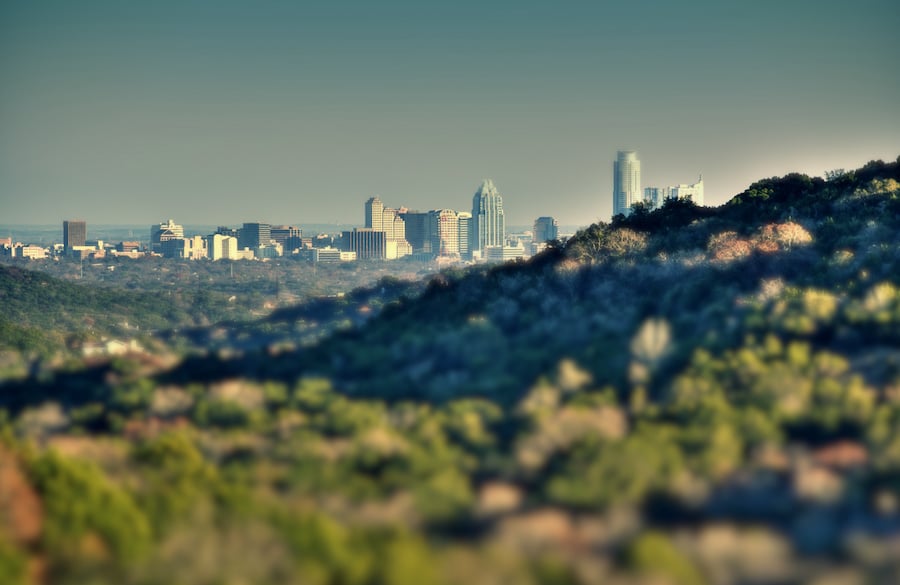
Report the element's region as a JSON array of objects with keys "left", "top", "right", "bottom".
[
  {"left": 669, "top": 176, "right": 704, "bottom": 206},
  {"left": 613, "top": 150, "right": 641, "bottom": 217},
  {"left": 457, "top": 212, "right": 473, "bottom": 260},
  {"left": 364, "top": 197, "right": 411, "bottom": 259},
  {"left": 63, "top": 220, "right": 87, "bottom": 253},
  {"left": 271, "top": 225, "right": 302, "bottom": 253},
  {"left": 301, "top": 247, "right": 356, "bottom": 263},
  {"left": 16, "top": 245, "right": 49, "bottom": 260},
  {"left": 485, "top": 244, "right": 526, "bottom": 263},
  {"left": 162, "top": 235, "right": 207, "bottom": 260},
  {"left": 428, "top": 209, "right": 459, "bottom": 257},
  {"left": 399, "top": 210, "right": 429, "bottom": 253},
  {"left": 240, "top": 223, "right": 272, "bottom": 250},
  {"left": 533, "top": 217, "right": 559, "bottom": 244},
  {"left": 365, "top": 197, "right": 385, "bottom": 231},
  {"left": 642, "top": 187, "right": 665, "bottom": 209},
  {"left": 207, "top": 234, "right": 239, "bottom": 260},
  {"left": 472, "top": 179, "right": 505, "bottom": 254},
  {"left": 216, "top": 226, "right": 240, "bottom": 238},
  {"left": 643, "top": 175, "right": 704, "bottom": 208},
  {"left": 343, "top": 228, "right": 386, "bottom": 260},
  {"left": 151, "top": 219, "right": 184, "bottom": 253}
]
